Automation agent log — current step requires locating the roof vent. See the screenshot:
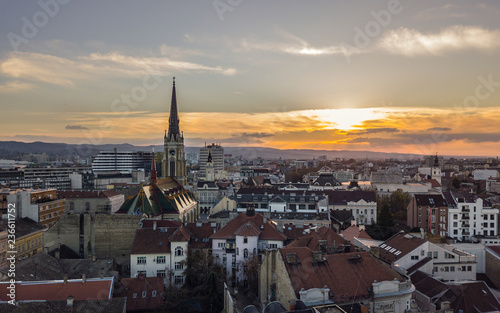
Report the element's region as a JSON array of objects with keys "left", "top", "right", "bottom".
[
  {"left": 312, "top": 251, "right": 325, "bottom": 262},
  {"left": 286, "top": 253, "right": 298, "bottom": 264},
  {"left": 347, "top": 254, "right": 362, "bottom": 264}
]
